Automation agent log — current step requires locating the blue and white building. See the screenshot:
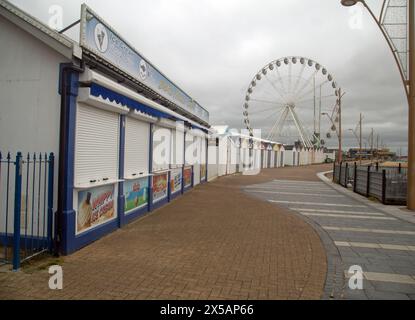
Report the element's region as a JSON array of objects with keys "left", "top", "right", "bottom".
[{"left": 0, "top": 1, "right": 210, "bottom": 255}]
